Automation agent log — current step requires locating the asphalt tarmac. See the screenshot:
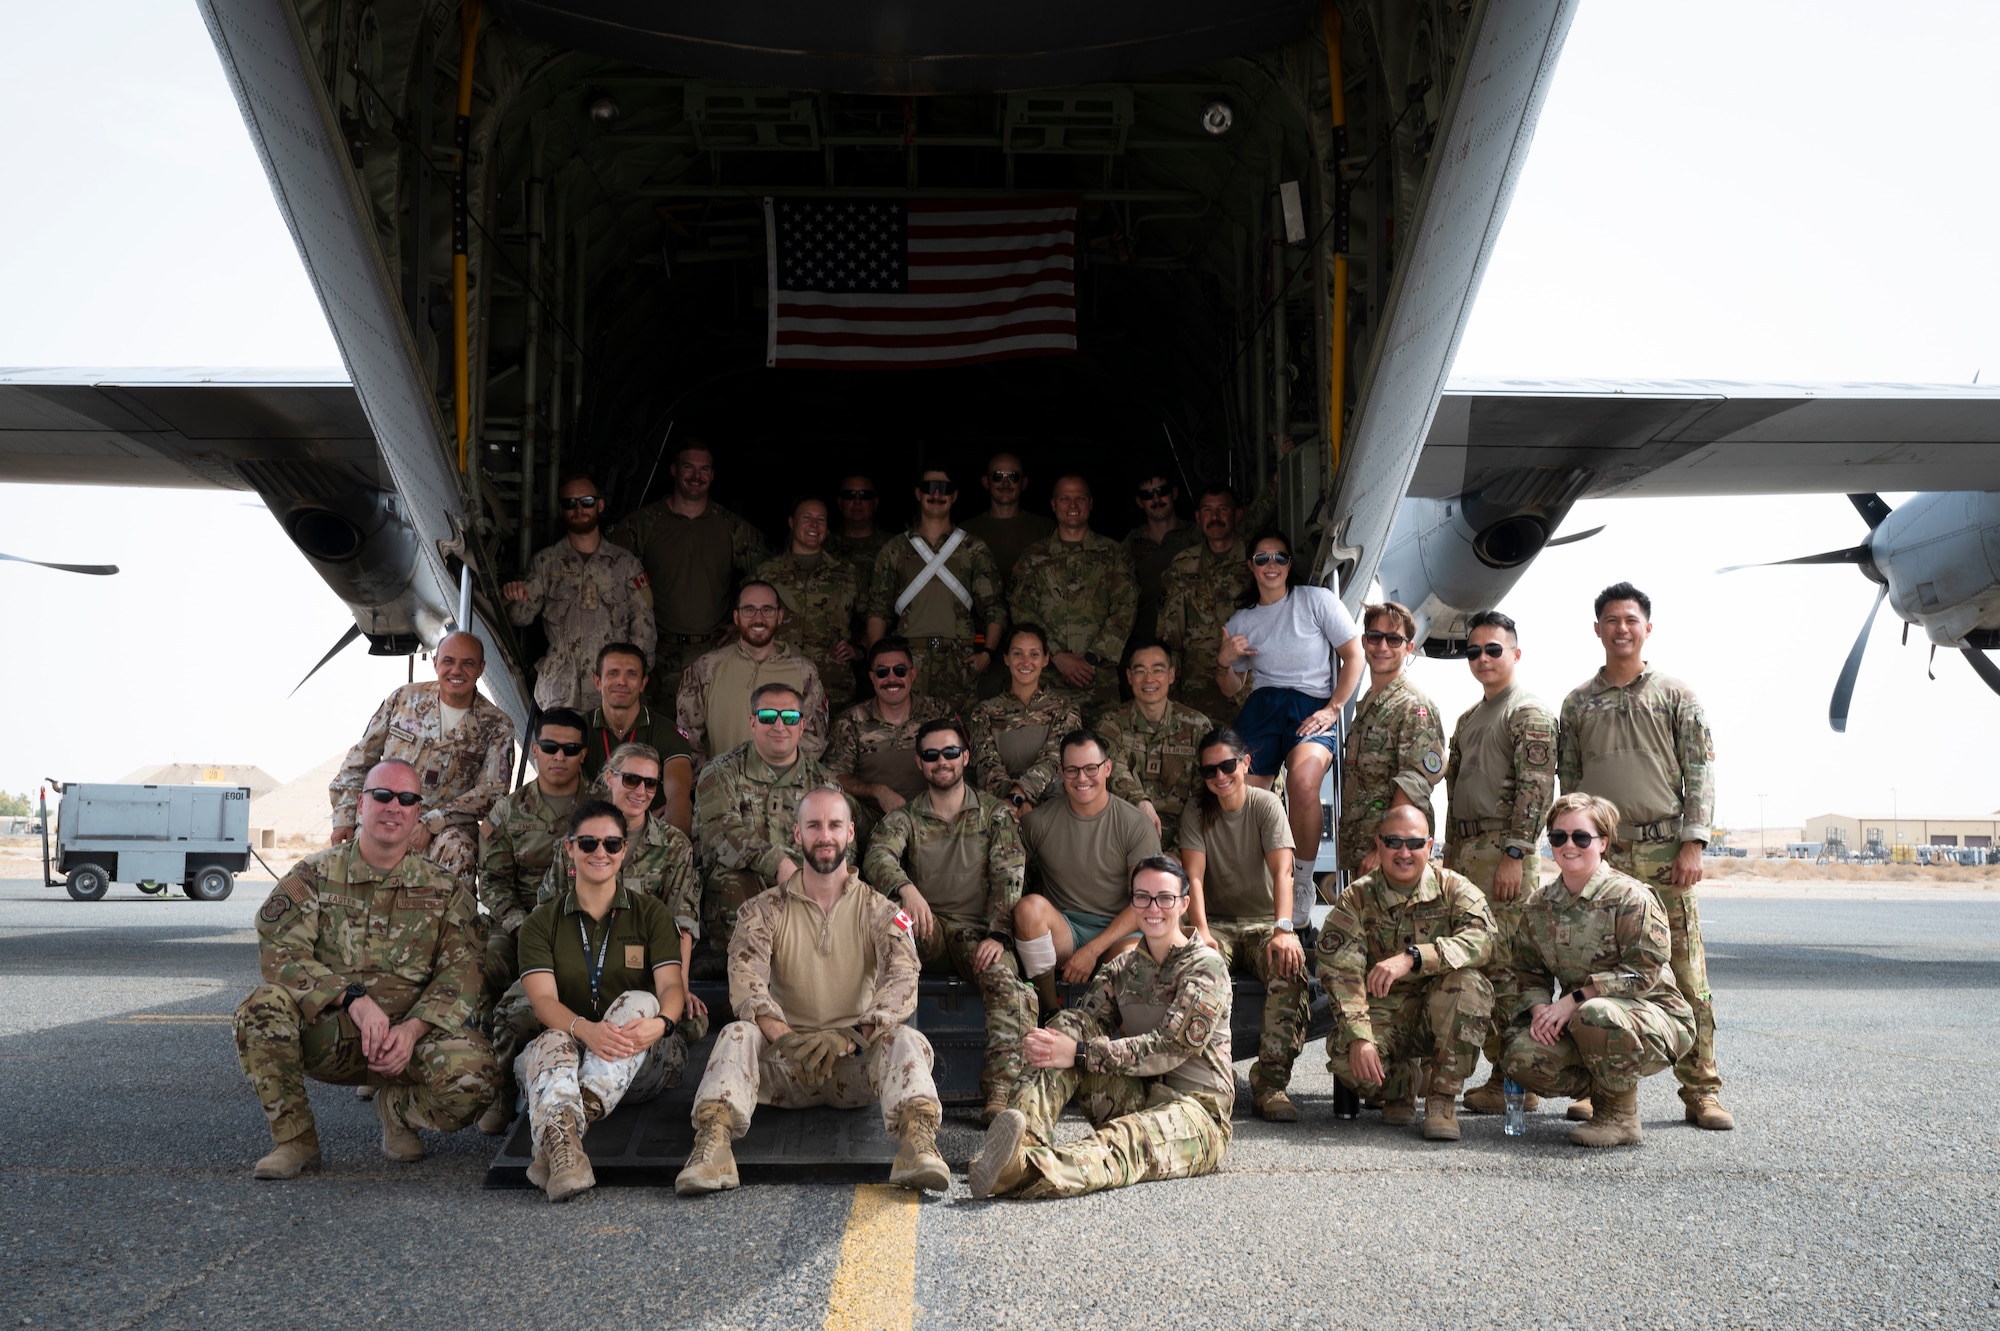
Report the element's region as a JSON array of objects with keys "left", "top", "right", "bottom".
[{"left": 2, "top": 878, "right": 1996, "bottom": 1330}]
